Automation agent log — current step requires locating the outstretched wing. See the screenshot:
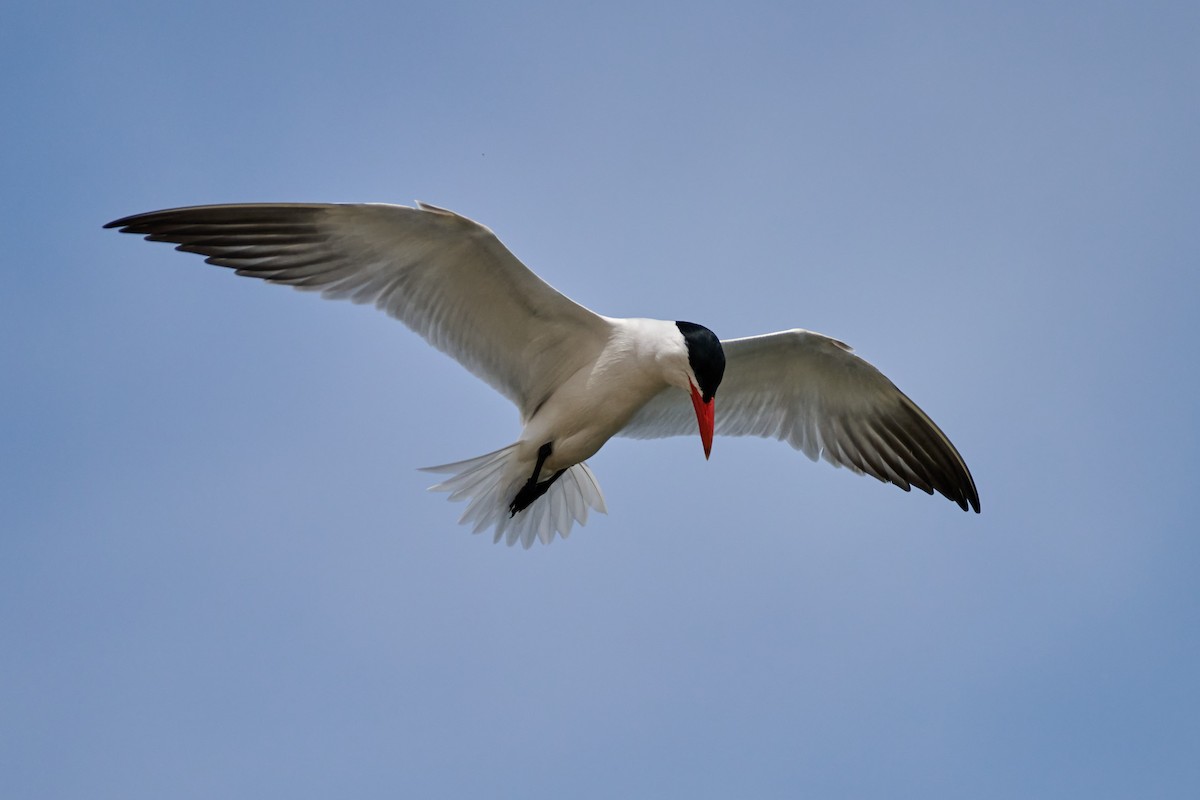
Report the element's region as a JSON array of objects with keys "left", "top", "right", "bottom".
[
  {"left": 106, "top": 202, "right": 612, "bottom": 418},
  {"left": 621, "top": 328, "right": 980, "bottom": 512}
]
